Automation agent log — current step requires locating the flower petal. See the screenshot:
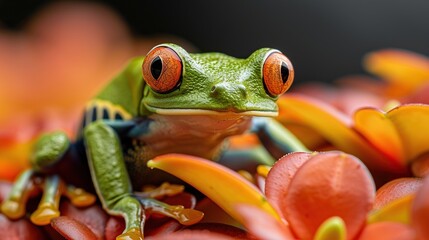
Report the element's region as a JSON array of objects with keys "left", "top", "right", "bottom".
[
  {"left": 353, "top": 108, "right": 405, "bottom": 164},
  {"left": 364, "top": 49, "right": 429, "bottom": 97},
  {"left": 147, "top": 154, "right": 280, "bottom": 225},
  {"left": 374, "top": 178, "right": 422, "bottom": 210},
  {"left": 277, "top": 94, "right": 405, "bottom": 174},
  {"left": 265, "top": 152, "right": 313, "bottom": 219},
  {"left": 387, "top": 104, "right": 429, "bottom": 162},
  {"left": 284, "top": 151, "right": 375, "bottom": 240},
  {"left": 368, "top": 195, "right": 414, "bottom": 224},
  {"left": 0, "top": 214, "right": 47, "bottom": 239},
  {"left": 235, "top": 204, "right": 295, "bottom": 240},
  {"left": 358, "top": 222, "right": 415, "bottom": 240},
  {"left": 51, "top": 216, "right": 98, "bottom": 240},
  {"left": 411, "top": 175, "right": 429, "bottom": 239},
  {"left": 59, "top": 199, "right": 108, "bottom": 239},
  {"left": 145, "top": 230, "right": 236, "bottom": 240},
  {"left": 186, "top": 222, "right": 248, "bottom": 239}
]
